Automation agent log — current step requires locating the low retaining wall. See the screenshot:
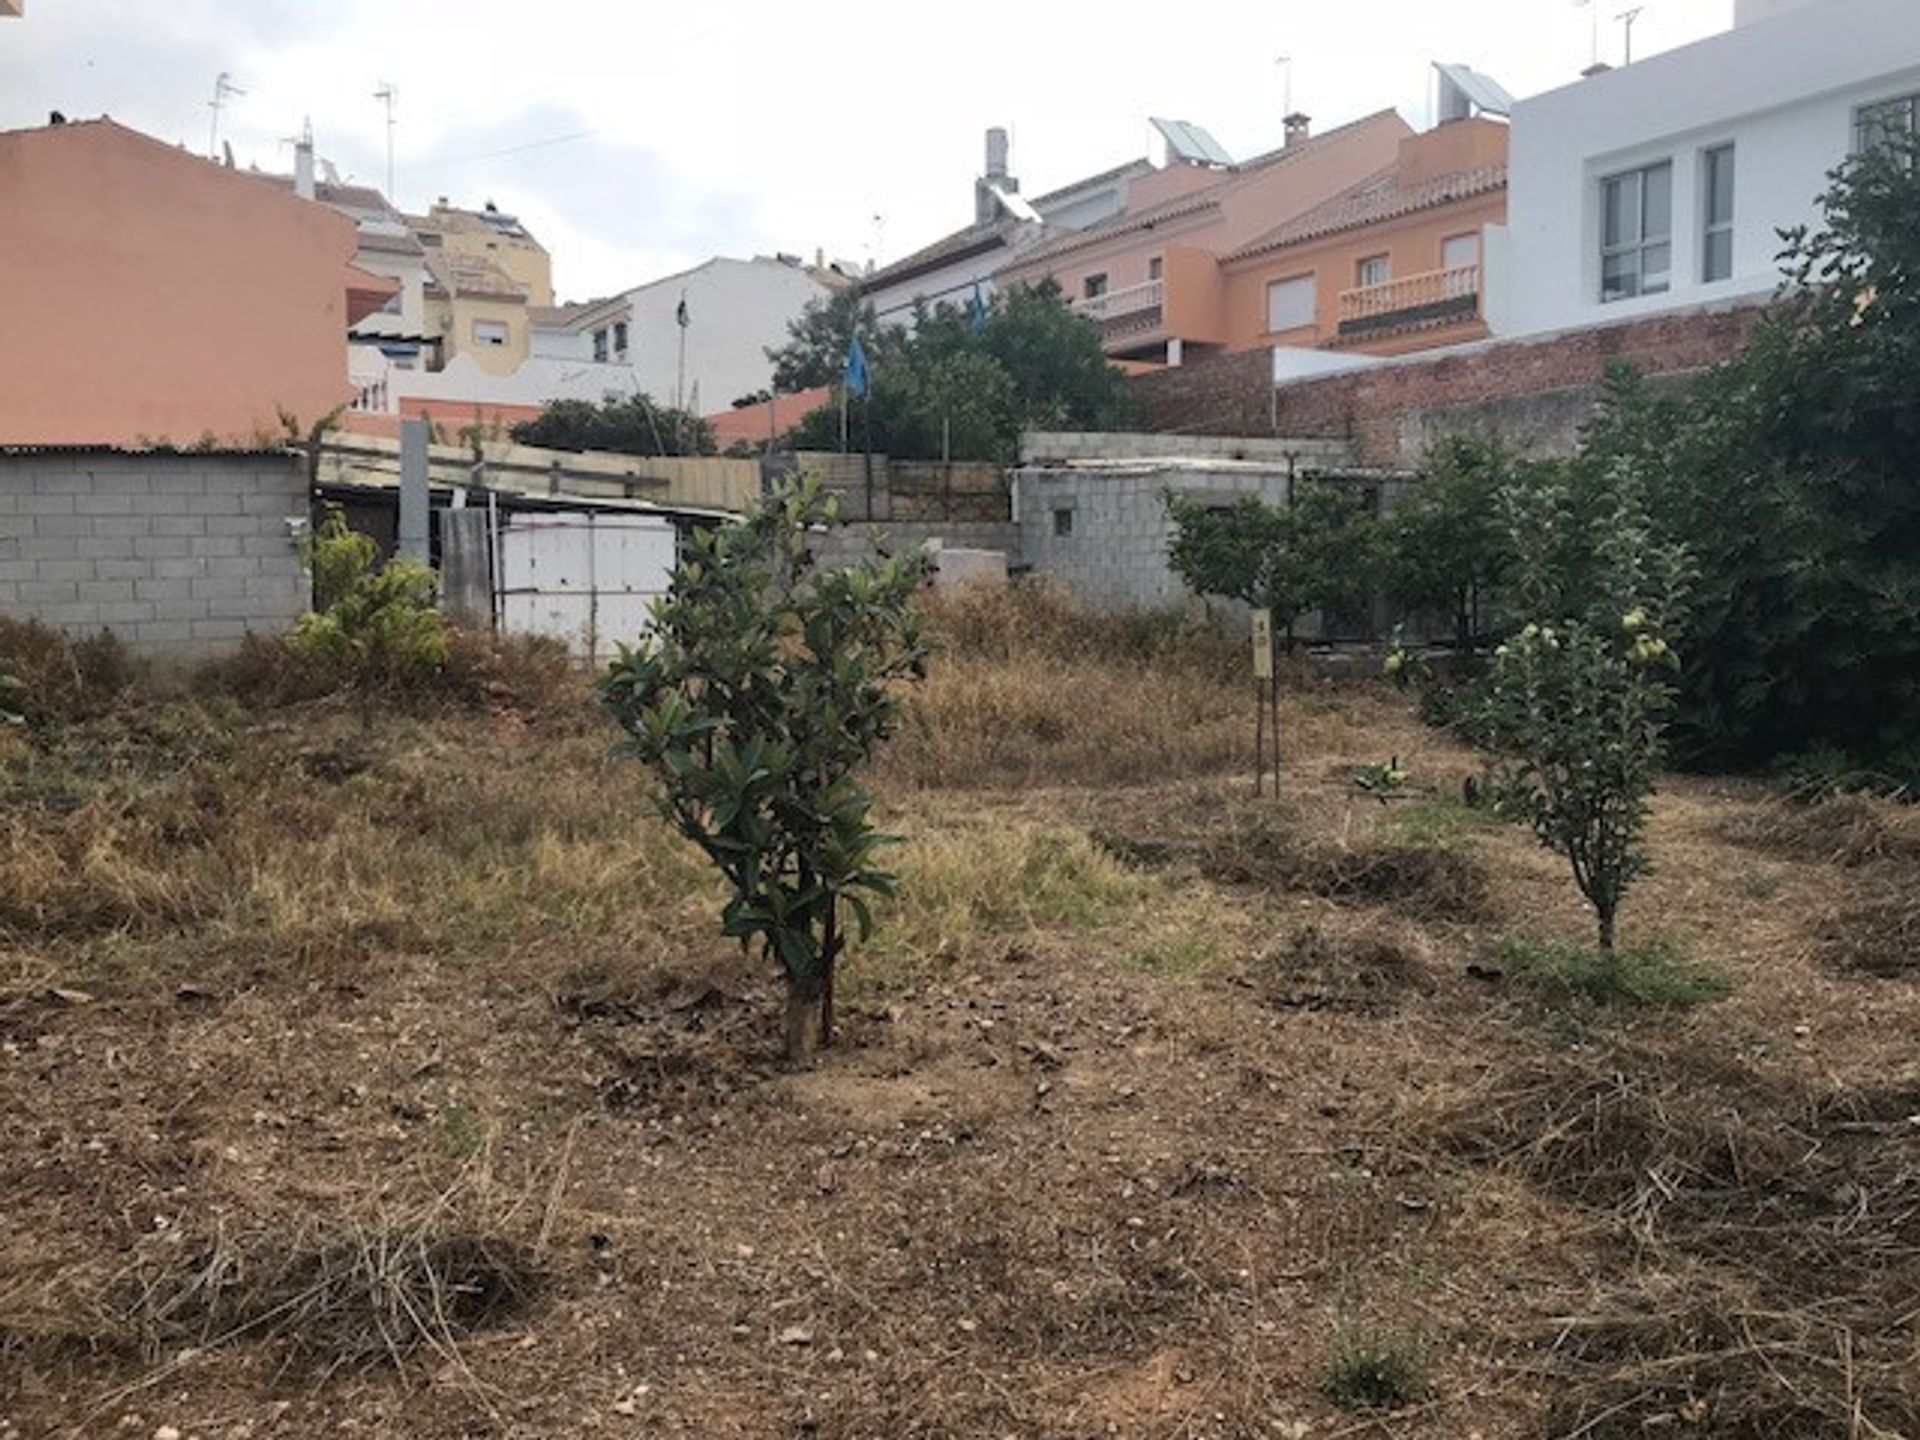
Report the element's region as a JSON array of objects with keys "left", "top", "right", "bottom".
[{"left": 0, "top": 447, "right": 309, "bottom": 661}]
